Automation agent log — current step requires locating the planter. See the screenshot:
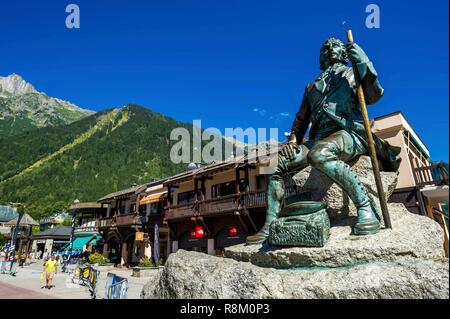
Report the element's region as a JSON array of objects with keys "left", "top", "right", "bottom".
[
  {"left": 132, "top": 266, "right": 164, "bottom": 278},
  {"left": 94, "top": 263, "right": 115, "bottom": 272}
]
